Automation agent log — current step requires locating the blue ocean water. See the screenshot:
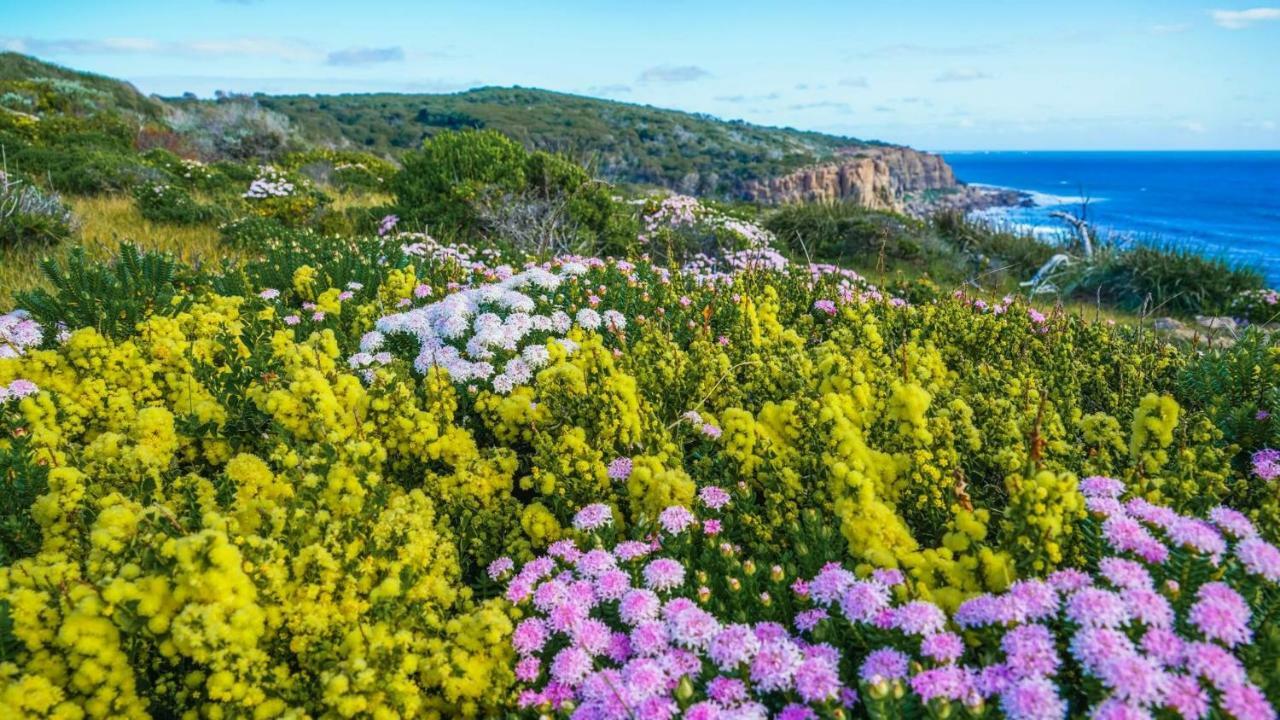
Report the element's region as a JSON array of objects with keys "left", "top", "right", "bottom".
[{"left": 940, "top": 151, "right": 1280, "bottom": 286}]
